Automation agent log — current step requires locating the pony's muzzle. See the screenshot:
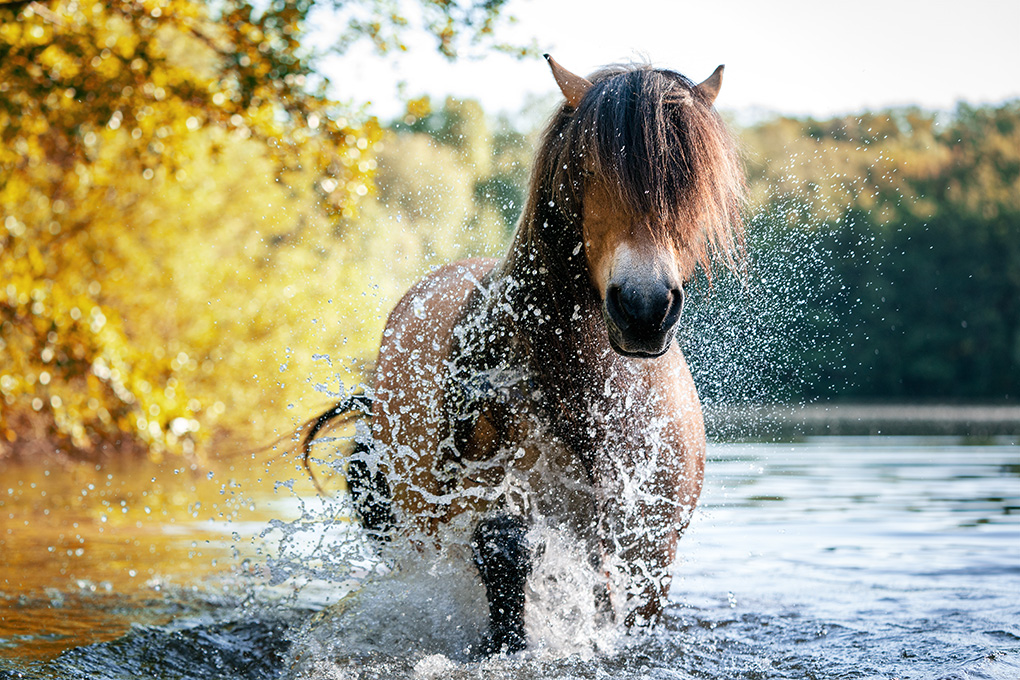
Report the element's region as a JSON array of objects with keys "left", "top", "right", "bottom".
[{"left": 604, "top": 278, "right": 684, "bottom": 357}]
